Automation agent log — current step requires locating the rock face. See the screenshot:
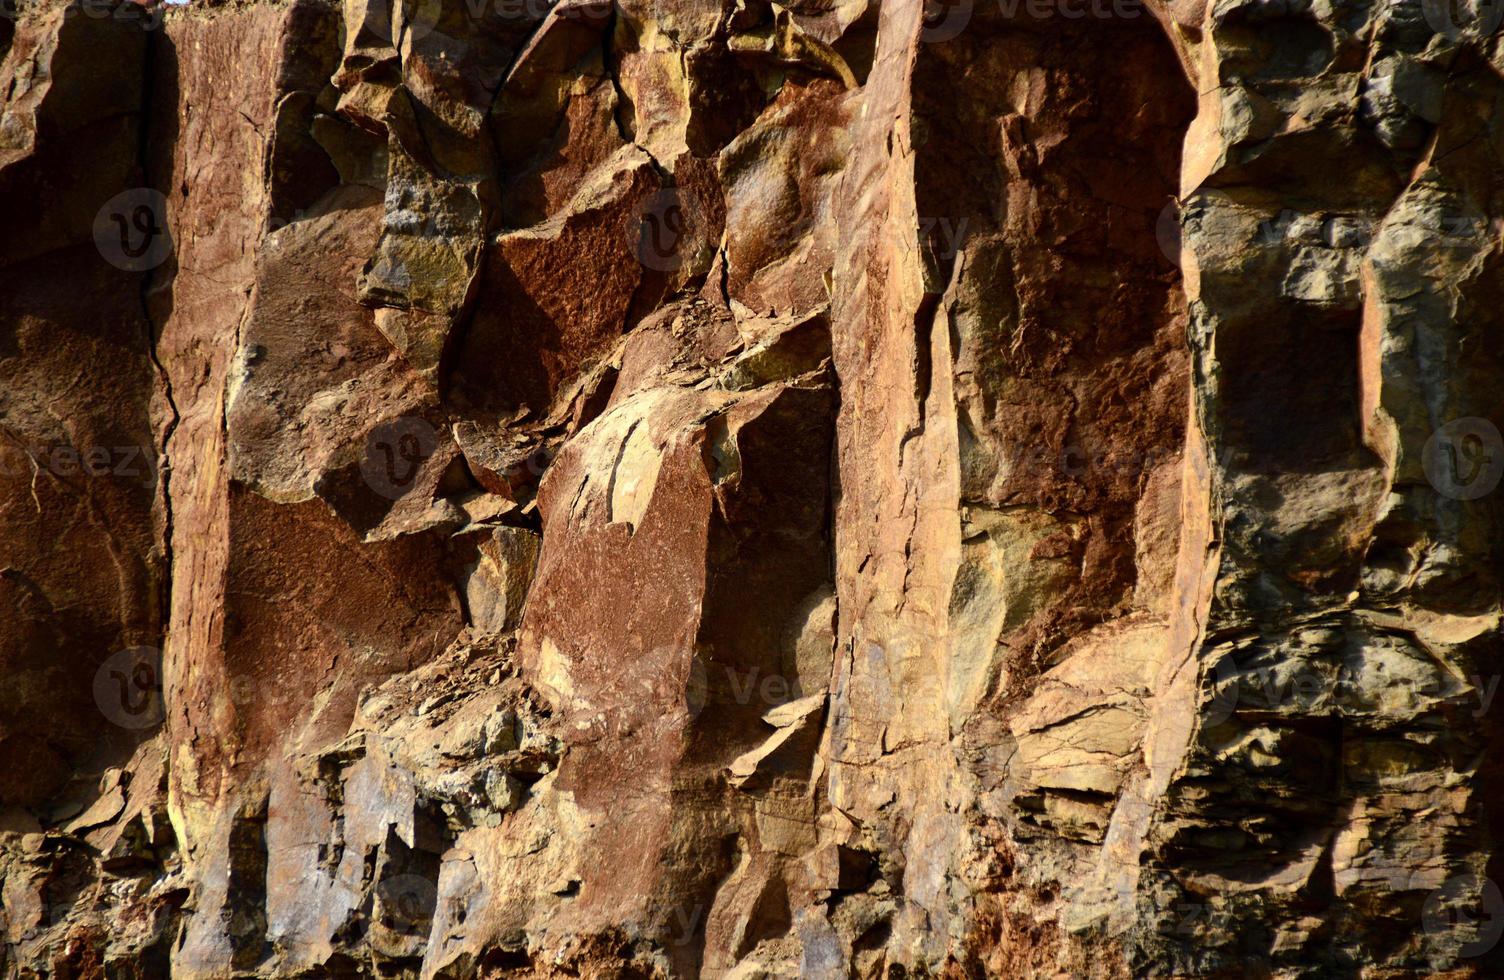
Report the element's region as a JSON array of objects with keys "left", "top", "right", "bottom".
[{"left": 2, "top": 0, "right": 1503, "bottom": 976}]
